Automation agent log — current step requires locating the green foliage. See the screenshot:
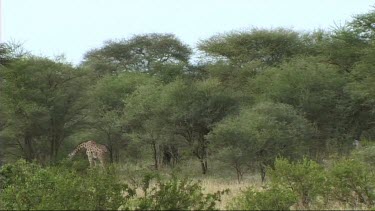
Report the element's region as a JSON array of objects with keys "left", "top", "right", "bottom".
[
  {"left": 324, "top": 28, "right": 367, "bottom": 72},
  {"left": 208, "top": 102, "right": 316, "bottom": 180},
  {"left": 0, "top": 159, "right": 41, "bottom": 190},
  {"left": 0, "top": 41, "right": 30, "bottom": 67},
  {"left": 163, "top": 78, "right": 238, "bottom": 173},
  {"left": 229, "top": 186, "right": 297, "bottom": 210},
  {"left": 341, "top": 44, "right": 375, "bottom": 142},
  {"left": 133, "top": 175, "right": 227, "bottom": 210},
  {"left": 199, "top": 28, "right": 307, "bottom": 66},
  {"left": 248, "top": 56, "right": 352, "bottom": 154},
  {"left": 250, "top": 56, "right": 345, "bottom": 122},
  {"left": 0, "top": 160, "right": 134, "bottom": 210},
  {"left": 269, "top": 157, "right": 327, "bottom": 208},
  {"left": 90, "top": 72, "right": 155, "bottom": 110},
  {"left": 125, "top": 77, "right": 238, "bottom": 173},
  {"left": 0, "top": 57, "right": 89, "bottom": 162},
  {"left": 230, "top": 155, "right": 375, "bottom": 210},
  {"left": 83, "top": 33, "right": 191, "bottom": 75},
  {"left": 328, "top": 158, "right": 375, "bottom": 207},
  {"left": 85, "top": 72, "right": 158, "bottom": 162},
  {"left": 352, "top": 143, "right": 375, "bottom": 166},
  {"left": 349, "top": 8, "right": 375, "bottom": 41}
]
